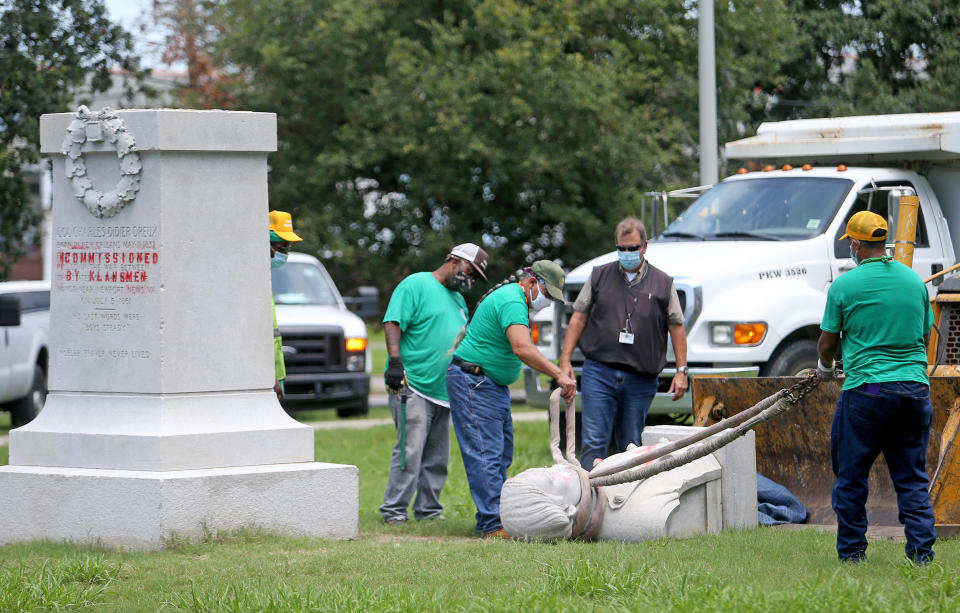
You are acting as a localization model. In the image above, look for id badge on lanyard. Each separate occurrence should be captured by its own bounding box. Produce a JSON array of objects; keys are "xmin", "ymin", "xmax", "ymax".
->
[
  {"xmin": 620, "ymin": 278, "xmax": 642, "ymax": 345},
  {"xmin": 620, "ymin": 312, "xmax": 635, "ymax": 345}
]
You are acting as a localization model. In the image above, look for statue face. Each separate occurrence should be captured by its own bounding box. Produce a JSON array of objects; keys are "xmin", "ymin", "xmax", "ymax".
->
[{"xmin": 523, "ymin": 464, "xmax": 582, "ymax": 508}]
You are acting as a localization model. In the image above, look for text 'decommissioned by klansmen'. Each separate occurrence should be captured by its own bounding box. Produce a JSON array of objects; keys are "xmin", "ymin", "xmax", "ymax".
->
[{"xmin": 53, "ymin": 224, "xmax": 160, "ymax": 364}]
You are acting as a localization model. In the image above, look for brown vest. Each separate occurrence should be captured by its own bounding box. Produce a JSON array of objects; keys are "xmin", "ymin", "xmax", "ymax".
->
[{"xmin": 578, "ymin": 261, "xmax": 672, "ymax": 376}]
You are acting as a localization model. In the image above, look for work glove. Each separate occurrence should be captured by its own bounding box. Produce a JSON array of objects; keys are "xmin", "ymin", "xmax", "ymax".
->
[
  {"xmin": 816, "ymin": 359, "xmax": 835, "ymax": 380},
  {"xmin": 385, "ymin": 356, "xmax": 405, "ymax": 392}
]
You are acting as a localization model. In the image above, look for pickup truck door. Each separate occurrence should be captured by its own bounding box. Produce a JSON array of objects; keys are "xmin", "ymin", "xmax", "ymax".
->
[{"xmin": 0, "ymin": 295, "xmax": 19, "ymax": 398}]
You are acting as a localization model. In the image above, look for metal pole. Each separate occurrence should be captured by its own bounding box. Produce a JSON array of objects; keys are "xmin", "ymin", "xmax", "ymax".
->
[{"xmin": 698, "ymin": 0, "xmax": 719, "ymax": 185}]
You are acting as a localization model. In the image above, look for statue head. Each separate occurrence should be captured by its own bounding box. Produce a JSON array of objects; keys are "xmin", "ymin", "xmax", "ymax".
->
[{"xmin": 500, "ymin": 464, "xmax": 583, "ymax": 539}]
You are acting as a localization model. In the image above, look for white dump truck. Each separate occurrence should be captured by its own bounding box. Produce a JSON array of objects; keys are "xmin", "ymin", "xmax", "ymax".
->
[{"xmin": 526, "ymin": 111, "xmax": 960, "ymax": 415}]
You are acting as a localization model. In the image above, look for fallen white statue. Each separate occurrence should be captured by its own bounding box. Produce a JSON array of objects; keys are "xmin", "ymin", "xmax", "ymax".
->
[
  {"xmin": 501, "ymin": 446, "xmax": 722, "ymax": 541},
  {"xmin": 500, "ymin": 387, "xmax": 797, "ymax": 541}
]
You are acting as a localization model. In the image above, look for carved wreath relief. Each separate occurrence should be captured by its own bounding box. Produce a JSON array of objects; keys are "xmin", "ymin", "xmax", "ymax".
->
[{"xmin": 60, "ymin": 106, "xmax": 142, "ymax": 218}]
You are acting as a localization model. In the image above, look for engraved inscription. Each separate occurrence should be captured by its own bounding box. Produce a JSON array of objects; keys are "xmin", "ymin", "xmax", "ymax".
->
[{"xmin": 54, "ymin": 223, "xmax": 160, "ymax": 363}]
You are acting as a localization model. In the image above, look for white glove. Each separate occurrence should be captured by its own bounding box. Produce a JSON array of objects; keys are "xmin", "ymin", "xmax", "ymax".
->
[{"xmin": 816, "ymin": 359, "xmax": 835, "ymax": 379}]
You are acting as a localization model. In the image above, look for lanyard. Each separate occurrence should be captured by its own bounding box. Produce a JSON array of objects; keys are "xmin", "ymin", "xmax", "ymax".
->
[{"xmin": 621, "ymin": 275, "xmax": 644, "ymax": 333}]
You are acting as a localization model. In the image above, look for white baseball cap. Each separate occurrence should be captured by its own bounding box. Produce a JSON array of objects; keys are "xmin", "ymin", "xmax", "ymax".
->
[{"xmin": 450, "ymin": 243, "xmax": 489, "ymax": 280}]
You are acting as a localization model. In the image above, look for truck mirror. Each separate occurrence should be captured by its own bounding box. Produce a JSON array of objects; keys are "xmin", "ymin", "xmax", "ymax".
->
[
  {"xmin": 0, "ymin": 295, "xmax": 21, "ymax": 327},
  {"xmin": 344, "ymin": 286, "xmax": 379, "ymax": 320}
]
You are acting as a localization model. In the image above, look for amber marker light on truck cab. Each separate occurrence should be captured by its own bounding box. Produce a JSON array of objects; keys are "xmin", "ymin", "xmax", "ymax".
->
[{"xmin": 345, "ymin": 337, "xmax": 367, "ymax": 352}]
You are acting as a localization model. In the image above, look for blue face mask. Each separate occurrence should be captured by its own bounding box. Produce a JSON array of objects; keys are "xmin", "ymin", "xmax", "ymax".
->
[
  {"xmin": 270, "ymin": 251, "xmax": 288, "ymax": 269},
  {"xmin": 618, "ymin": 250, "xmax": 642, "ymax": 271},
  {"xmin": 849, "ymin": 243, "xmax": 859, "ymax": 266}
]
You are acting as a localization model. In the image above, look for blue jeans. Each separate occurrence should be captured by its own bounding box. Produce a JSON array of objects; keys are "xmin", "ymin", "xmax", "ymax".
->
[
  {"xmin": 831, "ymin": 381, "xmax": 936, "ymax": 563},
  {"xmin": 446, "ymin": 365, "xmax": 513, "ymax": 535},
  {"xmin": 579, "ymin": 358, "xmax": 659, "ymax": 470}
]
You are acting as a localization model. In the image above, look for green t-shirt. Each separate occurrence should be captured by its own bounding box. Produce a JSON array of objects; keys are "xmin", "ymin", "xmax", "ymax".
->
[
  {"xmin": 821, "ymin": 258, "xmax": 933, "ymax": 390},
  {"xmin": 456, "ymin": 283, "xmax": 531, "ymax": 386},
  {"xmin": 383, "ymin": 272, "xmax": 468, "ymax": 402}
]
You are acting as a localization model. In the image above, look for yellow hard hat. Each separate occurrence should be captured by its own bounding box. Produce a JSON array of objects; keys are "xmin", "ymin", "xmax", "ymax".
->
[{"xmin": 269, "ymin": 210, "xmax": 302, "ymax": 242}]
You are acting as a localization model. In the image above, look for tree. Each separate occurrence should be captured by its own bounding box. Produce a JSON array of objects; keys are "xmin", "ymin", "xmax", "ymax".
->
[
  {"xmin": 206, "ymin": 0, "xmax": 792, "ymax": 299},
  {"xmin": 0, "ymin": 0, "xmax": 142, "ymax": 279},
  {"xmin": 146, "ymin": 0, "xmax": 232, "ymax": 107},
  {"xmin": 752, "ymin": 1, "xmax": 960, "ymax": 121}
]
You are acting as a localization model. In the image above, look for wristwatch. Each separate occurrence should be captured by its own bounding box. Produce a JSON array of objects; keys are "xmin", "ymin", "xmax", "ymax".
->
[{"xmin": 677, "ymin": 365, "xmax": 689, "ymax": 375}]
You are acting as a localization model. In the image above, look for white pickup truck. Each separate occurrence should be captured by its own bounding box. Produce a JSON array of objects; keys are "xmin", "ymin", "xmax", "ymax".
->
[
  {"xmin": 0, "ymin": 281, "xmax": 50, "ymax": 426},
  {"xmin": 526, "ymin": 111, "xmax": 960, "ymax": 414},
  {"xmin": 272, "ymin": 252, "xmax": 373, "ymax": 417}
]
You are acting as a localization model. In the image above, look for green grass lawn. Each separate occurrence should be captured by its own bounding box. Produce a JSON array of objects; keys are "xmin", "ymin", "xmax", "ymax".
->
[{"xmin": 0, "ymin": 415, "xmax": 957, "ymax": 611}]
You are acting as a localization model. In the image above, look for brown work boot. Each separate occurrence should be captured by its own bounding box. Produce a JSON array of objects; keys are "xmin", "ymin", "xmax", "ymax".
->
[{"xmin": 483, "ymin": 528, "xmax": 510, "ymax": 539}]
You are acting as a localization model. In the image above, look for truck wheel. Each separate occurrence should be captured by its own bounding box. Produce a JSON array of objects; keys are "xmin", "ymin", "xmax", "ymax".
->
[
  {"xmin": 11, "ymin": 364, "xmax": 47, "ymax": 427},
  {"xmin": 337, "ymin": 399, "xmax": 370, "ymax": 418},
  {"xmin": 762, "ymin": 340, "xmax": 819, "ymax": 377}
]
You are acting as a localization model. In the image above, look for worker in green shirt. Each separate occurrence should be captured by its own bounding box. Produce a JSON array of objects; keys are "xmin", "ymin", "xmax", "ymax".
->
[
  {"xmin": 446, "ymin": 260, "xmax": 577, "ymax": 537},
  {"xmin": 380, "ymin": 243, "xmax": 490, "ymax": 525},
  {"xmin": 817, "ymin": 210, "xmax": 935, "ymax": 564}
]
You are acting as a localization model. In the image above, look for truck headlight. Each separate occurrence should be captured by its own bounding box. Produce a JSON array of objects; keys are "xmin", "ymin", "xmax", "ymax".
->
[
  {"xmin": 346, "ymin": 354, "xmax": 365, "ymax": 372},
  {"xmin": 710, "ymin": 322, "xmax": 767, "ymax": 346},
  {"xmin": 345, "ymin": 337, "xmax": 367, "ymax": 371}
]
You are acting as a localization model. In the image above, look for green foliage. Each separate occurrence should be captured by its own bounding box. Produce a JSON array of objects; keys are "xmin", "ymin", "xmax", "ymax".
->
[
  {"xmin": 757, "ymin": 1, "xmax": 960, "ymax": 121},
  {"xmin": 0, "ymin": 555, "xmax": 121, "ymax": 610},
  {"xmin": 208, "ymin": 0, "xmax": 793, "ymax": 298},
  {"xmin": 174, "ymin": 580, "xmax": 442, "ymax": 613},
  {"xmin": 0, "ymin": 0, "xmax": 143, "ymax": 279}
]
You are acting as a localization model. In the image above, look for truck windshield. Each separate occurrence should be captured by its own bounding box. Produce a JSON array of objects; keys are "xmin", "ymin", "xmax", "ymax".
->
[
  {"xmin": 661, "ymin": 177, "xmax": 853, "ymax": 241},
  {"xmin": 271, "ymin": 262, "xmax": 340, "ymax": 306}
]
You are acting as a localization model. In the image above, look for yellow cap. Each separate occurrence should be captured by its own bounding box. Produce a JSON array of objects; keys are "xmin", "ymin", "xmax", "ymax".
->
[
  {"xmin": 839, "ymin": 211, "xmax": 887, "ymax": 242},
  {"xmin": 269, "ymin": 210, "xmax": 302, "ymax": 242}
]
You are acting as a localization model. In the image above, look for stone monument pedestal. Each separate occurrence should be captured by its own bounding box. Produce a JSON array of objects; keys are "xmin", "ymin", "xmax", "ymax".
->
[{"xmin": 0, "ymin": 109, "xmax": 358, "ymax": 549}]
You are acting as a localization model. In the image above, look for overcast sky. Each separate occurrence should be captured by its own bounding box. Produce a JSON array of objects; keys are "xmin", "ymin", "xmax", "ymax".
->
[{"xmin": 102, "ymin": 0, "xmax": 170, "ymax": 69}]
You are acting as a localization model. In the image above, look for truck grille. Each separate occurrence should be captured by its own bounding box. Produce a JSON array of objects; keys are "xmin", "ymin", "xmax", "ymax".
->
[{"xmin": 279, "ymin": 326, "xmax": 344, "ymax": 373}]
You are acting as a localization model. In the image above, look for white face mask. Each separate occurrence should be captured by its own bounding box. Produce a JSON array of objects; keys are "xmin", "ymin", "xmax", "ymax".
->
[{"xmin": 529, "ymin": 283, "xmax": 553, "ymax": 314}]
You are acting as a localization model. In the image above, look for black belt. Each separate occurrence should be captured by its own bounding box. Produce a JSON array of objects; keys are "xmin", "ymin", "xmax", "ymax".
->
[{"xmin": 452, "ymin": 356, "xmax": 485, "ymax": 376}]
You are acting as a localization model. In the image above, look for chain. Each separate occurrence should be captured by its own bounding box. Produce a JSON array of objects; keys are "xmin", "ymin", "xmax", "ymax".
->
[{"xmin": 784, "ymin": 371, "xmax": 822, "ymax": 404}]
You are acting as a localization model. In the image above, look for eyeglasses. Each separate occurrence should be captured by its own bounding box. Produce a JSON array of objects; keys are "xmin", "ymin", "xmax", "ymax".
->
[
  {"xmin": 532, "ymin": 275, "xmax": 549, "ymax": 294},
  {"xmin": 616, "ymin": 244, "xmax": 644, "ymax": 252}
]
